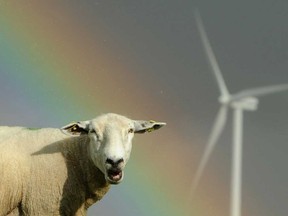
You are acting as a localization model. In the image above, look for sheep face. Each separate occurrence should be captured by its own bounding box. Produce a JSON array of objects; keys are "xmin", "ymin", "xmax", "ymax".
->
[
  {"xmin": 61, "ymin": 113, "xmax": 166, "ymax": 184},
  {"xmin": 87, "ymin": 115, "xmax": 135, "ymax": 184}
]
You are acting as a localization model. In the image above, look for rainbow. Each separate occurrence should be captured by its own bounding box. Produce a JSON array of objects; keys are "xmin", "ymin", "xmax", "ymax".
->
[{"xmin": 0, "ymin": 1, "xmax": 257, "ymax": 215}]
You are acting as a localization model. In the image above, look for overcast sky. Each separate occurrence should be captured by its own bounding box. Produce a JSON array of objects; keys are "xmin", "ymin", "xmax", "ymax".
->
[{"xmin": 1, "ymin": 0, "xmax": 288, "ymax": 216}]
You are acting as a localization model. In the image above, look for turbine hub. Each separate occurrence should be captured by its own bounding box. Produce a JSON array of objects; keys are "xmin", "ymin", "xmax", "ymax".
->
[{"xmin": 218, "ymin": 95, "xmax": 231, "ymax": 104}]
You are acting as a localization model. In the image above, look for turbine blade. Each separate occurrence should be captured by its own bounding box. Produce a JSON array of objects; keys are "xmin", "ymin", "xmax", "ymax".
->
[
  {"xmin": 232, "ymin": 84, "xmax": 288, "ymax": 100},
  {"xmin": 190, "ymin": 105, "xmax": 228, "ymax": 195},
  {"xmin": 195, "ymin": 10, "xmax": 230, "ymax": 98}
]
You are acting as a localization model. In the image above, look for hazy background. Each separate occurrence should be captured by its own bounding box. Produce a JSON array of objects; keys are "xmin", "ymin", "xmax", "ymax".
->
[{"xmin": 1, "ymin": 0, "xmax": 288, "ymax": 215}]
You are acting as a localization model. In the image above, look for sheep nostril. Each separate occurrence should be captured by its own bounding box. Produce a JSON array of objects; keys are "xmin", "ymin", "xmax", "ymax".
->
[
  {"xmin": 116, "ymin": 158, "xmax": 124, "ymax": 164},
  {"xmin": 106, "ymin": 158, "xmax": 124, "ymax": 167},
  {"xmin": 106, "ymin": 158, "xmax": 114, "ymax": 165}
]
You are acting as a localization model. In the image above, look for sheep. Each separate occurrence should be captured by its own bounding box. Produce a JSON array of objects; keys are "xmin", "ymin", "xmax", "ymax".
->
[{"xmin": 0, "ymin": 113, "xmax": 166, "ymax": 216}]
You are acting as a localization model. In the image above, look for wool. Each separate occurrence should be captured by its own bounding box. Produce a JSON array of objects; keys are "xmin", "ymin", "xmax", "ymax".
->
[{"xmin": 0, "ymin": 113, "xmax": 165, "ymax": 216}]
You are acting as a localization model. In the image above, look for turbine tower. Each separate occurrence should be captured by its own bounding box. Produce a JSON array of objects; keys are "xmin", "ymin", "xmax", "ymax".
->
[{"xmin": 191, "ymin": 10, "xmax": 288, "ymax": 216}]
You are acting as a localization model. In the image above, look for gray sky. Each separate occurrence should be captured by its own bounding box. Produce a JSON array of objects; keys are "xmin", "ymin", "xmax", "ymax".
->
[{"xmin": 1, "ymin": 0, "xmax": 288, "ymax": 215}]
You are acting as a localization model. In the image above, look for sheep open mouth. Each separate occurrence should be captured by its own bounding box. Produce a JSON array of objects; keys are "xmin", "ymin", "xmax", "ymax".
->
[{"xmin": 107, "ymin": 169, "xmax": 123, "ymax": 183}]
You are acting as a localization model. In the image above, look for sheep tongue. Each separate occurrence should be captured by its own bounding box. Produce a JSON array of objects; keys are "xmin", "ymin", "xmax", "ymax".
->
[
  {"xmin": 112, "ymin": 173, "xmax": 121, "ymax": 181},
  {"xmin": 108, "ymin": 170, "xmax": 122, "ymax": 181}
]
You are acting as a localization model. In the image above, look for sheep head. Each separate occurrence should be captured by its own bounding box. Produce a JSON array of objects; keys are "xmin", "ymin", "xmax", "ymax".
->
[{"xmin": 61, "ymin": 113, "xmax": 166, "ymax": 184}]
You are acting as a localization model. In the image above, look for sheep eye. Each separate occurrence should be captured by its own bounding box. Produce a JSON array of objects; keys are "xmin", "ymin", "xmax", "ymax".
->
[
  {"xmin": 128, "ymin": 128, "xmax": 134, "ymax": 133},
  {"xmin": 89, "ymin": 129, "xmax": 96, "ymax": 134}
]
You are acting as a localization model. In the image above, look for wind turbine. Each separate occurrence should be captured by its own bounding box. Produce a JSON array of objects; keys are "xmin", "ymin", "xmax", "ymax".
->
[{"xmin": 191, "ymin": 10, "xmax": 288, "ymax": 216}]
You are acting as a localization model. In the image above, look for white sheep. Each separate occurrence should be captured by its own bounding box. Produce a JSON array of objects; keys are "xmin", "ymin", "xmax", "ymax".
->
[{"xmin": 0, "ymin": 113, "xmax": 166, "ymax": 216}]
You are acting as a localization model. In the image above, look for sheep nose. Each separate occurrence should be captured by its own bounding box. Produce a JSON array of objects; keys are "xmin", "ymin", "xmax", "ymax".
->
[{"xmin": 106, "ymin": 158, "xmax": 124, "ymax": 167}]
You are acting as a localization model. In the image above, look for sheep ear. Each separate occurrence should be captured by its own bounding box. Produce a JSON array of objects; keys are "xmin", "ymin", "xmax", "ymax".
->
[
  {"xmin": 61, "ymin": 121, "xmax": 90, "ymax": 136},
  {"xmin": 134, "ymin": 120, "xmax": 166, "ymax": 134}
]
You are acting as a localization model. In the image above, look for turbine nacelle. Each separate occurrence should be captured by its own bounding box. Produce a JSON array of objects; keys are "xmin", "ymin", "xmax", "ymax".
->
[
  {"xmin": 219, "ymin": 95, "xmax": 259, "ymax": 111},
  {"xmin": 231, "ymin": 97, "xmax": 259, "ymax": 111}
]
